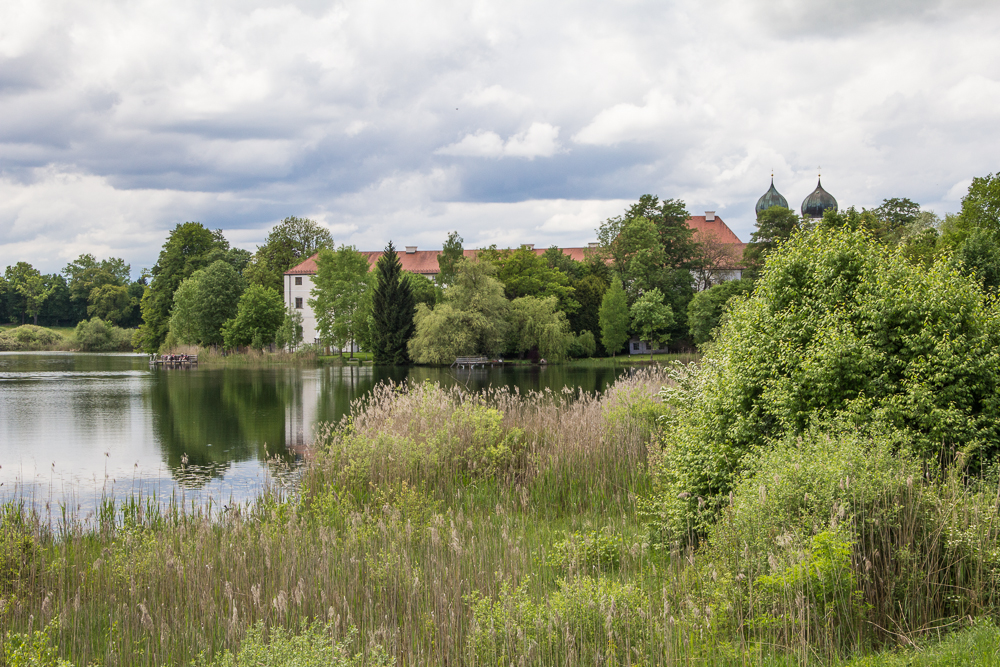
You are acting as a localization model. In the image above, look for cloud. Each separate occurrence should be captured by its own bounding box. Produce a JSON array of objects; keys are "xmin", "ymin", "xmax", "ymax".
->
[
  {"xmin": 1, "ymin": 0, "xmax": 1000, "ymax": 267},
  {"xmin": 437, "ymin": 123, "xmax": 561, "ymax": 159}
]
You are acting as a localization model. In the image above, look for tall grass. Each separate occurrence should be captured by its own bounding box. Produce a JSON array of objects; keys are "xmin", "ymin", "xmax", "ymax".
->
[{"xmin": 2, "ymin": 368, "xmax": 999, "ymax": 666}]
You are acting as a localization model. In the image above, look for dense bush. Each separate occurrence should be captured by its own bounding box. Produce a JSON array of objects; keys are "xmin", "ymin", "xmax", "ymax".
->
[
  {"xmin": 309, "ymin": 382, "xmax": 530, "ymax": 498},
  {"xmin": 0, "ymin": 325, "xmax": 64, "ymax": 351},
  {"xmin": 647, "ymin": 226, "xmax": 1000, "ymax": 540},
  {"xmin": 194, "ymin": 623, "xmax": 389, "ymax": 667},
  {"xmin": 567, "ymin": 329, "xmax": 596, "ymax": 358},
  {"xmin": 468, "ymin": 575, "xmax": 648, "ymax": 665},
  {"xmin": 685, "ymin": 277, "xmax": 752, "ymax": 346},
  {"xmin": 221, "ymin": 285, "xmax": 285, "ymax": 350},
  {"xmin": 703, "ymin": 430, "xmax": 1000, "ymax": 652},
  {"xmin": 73, "ymin": 318, "xmax": 135, "ymax": 351}
]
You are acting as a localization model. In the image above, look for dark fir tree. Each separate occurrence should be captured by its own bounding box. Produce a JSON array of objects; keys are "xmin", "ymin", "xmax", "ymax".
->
[{"xmin": 371, "ymin": 241, "xmax": 415, "ymax": 365}]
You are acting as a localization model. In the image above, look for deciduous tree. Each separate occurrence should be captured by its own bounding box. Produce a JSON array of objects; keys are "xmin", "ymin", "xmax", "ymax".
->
[
  {"xmin": 742, "ymin": 207, "xmax": 801, "ymax": 280},
  {"xmin": 598, "ymin": 278, "xmax": 629, "ymax": 357},
  {"xmin": 508, "ymin": 295, "xmax": 573, "ymax": 361},
  {"xmin": 436, "ymin": 231, "xmax": 464, "ymax": 287},
  {"xmin": 167, "ymin": 260, "xmax": 244, "ymax": 346},
  {"xmin": 309, "ymin": 246, "xmax": 370, "ymax": 357},
  {"xmin": 221, "ymin": 285, "xmax": 286, "ymax": 350},
  {"xmin": 87, "ymin": 284, "xmax": 134, "ymax": 325},
  {"xmin": 244, "ymin": 217, "xmax": 333, "ymax": 296},
  {"xmin": 408, "ymin": 258, "xmax": 510, "ymax": 363},
  {"xmin": 138, "ymin": 222, "xmax": 228, "ymax": 353},
  {"xmin": 686, "ymin": 278, "xmax": 753, "ymax": 347},
  {"xmin": 629, "ymin": 288, "xmax": 674, "ymax": 356}
]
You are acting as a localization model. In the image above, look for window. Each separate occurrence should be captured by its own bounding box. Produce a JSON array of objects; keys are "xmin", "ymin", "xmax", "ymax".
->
[
  {"xmin": 295, "ymin": 277, "xmax": 302, "ymax": 285},
  {"xmin": 295, "ymin": 298, "xmax": 303, "ymax": 309},
  {"xmin": 632, "ymin": 342, "xmax": 639, "ymax": 351}
]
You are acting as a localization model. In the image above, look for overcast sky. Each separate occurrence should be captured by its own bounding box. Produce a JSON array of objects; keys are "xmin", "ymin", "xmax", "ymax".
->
[{"xmin": 2, "ymin": 0, "xmax": 999, "ymax": 275}]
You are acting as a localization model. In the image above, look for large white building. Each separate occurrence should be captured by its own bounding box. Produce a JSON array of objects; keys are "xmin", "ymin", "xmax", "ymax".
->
[{"xmin": 283, "ymin": 213, "xmax": 747, "ymax": 347}]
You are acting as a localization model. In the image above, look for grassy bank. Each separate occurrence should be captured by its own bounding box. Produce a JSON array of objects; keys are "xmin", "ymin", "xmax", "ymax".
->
[
  {"xmin": 0, "ymin": 323, "xmax": 75, "ymax": 351},
  {"xmin": 164, "ymin": 344, "xmax": 322, "ymax": 366},
  {"xmin": 0, "ymin": 321, "xmax": 135, "ymax": 353},
  {"xmin": 3, "ymin": 368, "xmax": 998, "ymax": 666},
  {"xmin": 567, "ymin": 351, "xmax": 701, "ymax": 367}
]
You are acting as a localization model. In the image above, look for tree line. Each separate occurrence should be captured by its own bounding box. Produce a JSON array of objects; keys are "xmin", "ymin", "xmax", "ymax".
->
[{"xmin": 6, "ymin": 174, "xmax": 996, "ymax": 362}]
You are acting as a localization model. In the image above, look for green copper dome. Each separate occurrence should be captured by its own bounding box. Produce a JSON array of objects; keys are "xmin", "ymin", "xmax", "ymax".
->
[
  {"xmin": 801, "ymin": 178, "xmax": 838, "ymax": 219},
  {"xmin": 755, "ymin": 177, "xmax": 789, "ymax": 219}
]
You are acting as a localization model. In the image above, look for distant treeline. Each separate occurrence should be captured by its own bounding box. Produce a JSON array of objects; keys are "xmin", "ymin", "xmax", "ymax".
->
[{"xmin": 4, "ymin": 173, "xmax": 999, "ymax": 360}]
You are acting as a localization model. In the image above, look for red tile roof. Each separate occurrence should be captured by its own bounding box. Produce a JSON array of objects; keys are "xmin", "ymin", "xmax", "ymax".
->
[{"xmin": 285, "ymin": 216, "xmax": 745, "ymax": 275}]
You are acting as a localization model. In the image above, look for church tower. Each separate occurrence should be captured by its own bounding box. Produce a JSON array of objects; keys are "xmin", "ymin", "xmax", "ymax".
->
[
  {"xmin": 755, "ymin": 176, "xmax": 789, "ymax": 220},
  {"xmin": 800, "ymin": 176, "xmax": 838, "ymax": 219}
]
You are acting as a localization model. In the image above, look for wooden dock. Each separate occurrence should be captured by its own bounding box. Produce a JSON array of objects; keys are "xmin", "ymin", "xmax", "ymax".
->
[
  {"xmin": 451, "ymin": 356, "xmax": 500, "ymax": 369},
  {"xmin": 150, "ymin": 354, "xmax": 198, "ymax": 367}
]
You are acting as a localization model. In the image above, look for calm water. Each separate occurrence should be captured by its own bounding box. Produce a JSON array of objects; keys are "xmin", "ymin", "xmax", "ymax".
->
[{"xmin": 0, "ymin": 353, "xmax": 628, "ymax": 511}]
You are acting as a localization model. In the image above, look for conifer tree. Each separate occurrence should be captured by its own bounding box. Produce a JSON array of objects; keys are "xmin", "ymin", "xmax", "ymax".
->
[{"xmin": 371, "ymin": 241, "xmax": 415, "ymax": 365}]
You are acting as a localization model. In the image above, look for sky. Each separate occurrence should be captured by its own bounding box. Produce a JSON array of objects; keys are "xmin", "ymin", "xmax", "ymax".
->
[{"xmin": 2, "ymin": 0, "xmax": 1000, "ymax": 275}]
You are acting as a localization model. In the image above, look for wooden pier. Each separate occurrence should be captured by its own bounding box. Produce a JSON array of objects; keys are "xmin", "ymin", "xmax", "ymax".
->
[{"xmin": 150, "ymin": 354, "xmax": 198, "ymax": 367}]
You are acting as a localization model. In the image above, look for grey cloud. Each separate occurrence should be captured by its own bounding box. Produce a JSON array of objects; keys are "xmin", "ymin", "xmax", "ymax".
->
[
  {"xmin": 744, "ymin": 0, "xmax": 1000, "ymax": 37},
  {"xmin": 2, "ymin": 0, "xmax": 1000, "ymax": 273}
]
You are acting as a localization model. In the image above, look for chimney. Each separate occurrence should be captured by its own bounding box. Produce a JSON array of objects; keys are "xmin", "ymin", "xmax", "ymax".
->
[
  {"xmin": 522, "ymin": 243, "xmax": 535, "ymax": 250},
  {"xmin": 405, "ymin": 245, "xmax": 417, "ymax": 254},
  {"xmin": 588, "ymin": 242, "xmax": 599, "ymax": 249},
  {"xmin": 705, "ymin": 211, "xmax": 716, "ymax": 221}
]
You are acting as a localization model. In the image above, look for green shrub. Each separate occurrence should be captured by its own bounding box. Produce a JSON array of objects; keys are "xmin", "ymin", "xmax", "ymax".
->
[
  {"xmin": 567, "ymin": 330, "xmax": 597, "ymax": 358},
  {"xmin": 702, "ymin": 430, "xmax": 1000, "ymax": 652},
  {"xmin": 1, "ymin": 505, "xmax": 40, "ymax": 601},
  {"xmin": 468, "ymin": 575, "xmax": 648, "ymax": 666},
  {"xmin": 74, "ymin": 318, "xmax": 134, "ymax": 351},
  {"xmin": 685, "ymin": 277, "xmax": 753, "ymax": 347},
  {"xmin": 0, "ymin": 325, "xmax": 63, "ymax": 351},
  {"xmin": 2, "ymin": 621, "xmax": 73, "ymax": 667},
  {"xmin": 194, "ymin": 623, "xmax": 390, "ymax": 667},
  {"xmin": 847, "ymin": 618, "xmax": 1000, "ymax": 666},
  {"xmin": 547, "ymin": 528, "xmax": 623, "ymax": 573},
  {"xmin": 648, "ymin": 226, "xmax": 1000, "ymax": 540},
  {"xmin": 310, "ymin": 382, "xmax": 528, "ymax": 500}
]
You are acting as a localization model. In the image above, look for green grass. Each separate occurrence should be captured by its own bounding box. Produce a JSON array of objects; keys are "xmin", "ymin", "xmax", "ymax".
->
[
  {"xmin": 844, "ymin": 621, "xmax": 1000, "ymax": 666},
  {"xmin": 2, "ymin": 368, "xmax": 998, "ymax": 666},
  {"xmin": 567, "ymin": 351, "xmax": 701, "ymax": 366},
  {"xmin": 0, "ymin": 323, "xmax": 76, "ymax": 338}
]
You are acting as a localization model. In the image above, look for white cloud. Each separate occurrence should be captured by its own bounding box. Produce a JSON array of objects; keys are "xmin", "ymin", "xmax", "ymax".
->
[
  {"xmin": 437, "ymin": 123, "xmax": 560, "ymax": 159},
  {"xmin": 573, "ymin": 92, "xmax": 707, "ymax": 146},
  {"xmin": 945, "ymin": 178, "xmax": 974, "ymax": 202},
  {"xmin": 2, "ymin": 0, "xmax": 1000, "ymax": 265}
]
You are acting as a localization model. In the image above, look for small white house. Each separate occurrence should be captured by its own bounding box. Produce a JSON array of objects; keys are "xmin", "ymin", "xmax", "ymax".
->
[{"xmin": 627, "ymin": 337, "xmax": 669, "ymax": 356}]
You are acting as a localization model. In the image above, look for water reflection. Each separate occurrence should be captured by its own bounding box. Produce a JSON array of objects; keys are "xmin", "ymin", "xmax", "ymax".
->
[
  {"xmin": 146, "ymin": 368, "xmax": 296, "ymax": 485},
  {"xmin": 0, "ymin": 353, "xmax": 630, "ymax": 507}
]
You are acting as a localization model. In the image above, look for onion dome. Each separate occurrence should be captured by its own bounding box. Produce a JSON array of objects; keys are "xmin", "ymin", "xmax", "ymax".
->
[
  {"xmin": 755, "ymin": 177, "xmax": 789, "ymax": 219},
  {"xmin": 801, "ymin": 177, "xmax": 838, "ymax": 219}
]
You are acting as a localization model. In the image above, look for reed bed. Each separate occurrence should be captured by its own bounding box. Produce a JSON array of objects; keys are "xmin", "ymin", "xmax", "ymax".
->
[{"xmin": 2, "ymin": 367, "xmax": 1000, "ymax": 666}]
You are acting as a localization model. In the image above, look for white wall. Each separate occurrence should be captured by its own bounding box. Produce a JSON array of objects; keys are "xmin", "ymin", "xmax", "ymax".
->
[{"xmin": 284, "ymin": 273, "xmax": 320, "ymax": 346}]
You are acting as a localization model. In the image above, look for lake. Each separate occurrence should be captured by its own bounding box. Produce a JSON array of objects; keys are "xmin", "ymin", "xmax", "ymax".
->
[{"xmin": 0, "ymin": 352, "xmax": 630, "ymax": 513}]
